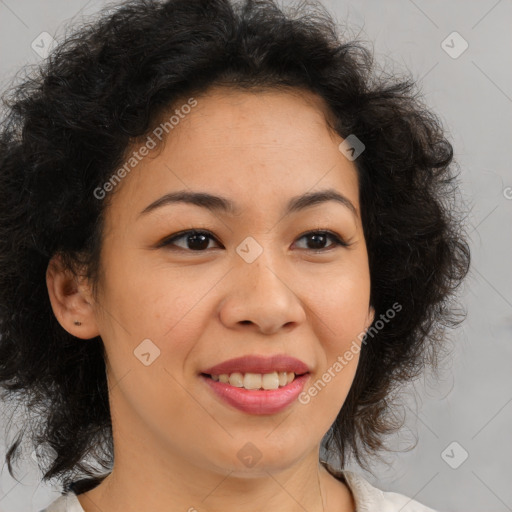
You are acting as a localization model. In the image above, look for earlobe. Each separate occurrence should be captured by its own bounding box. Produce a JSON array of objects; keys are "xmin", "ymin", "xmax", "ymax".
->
[{"xmin": 46, "ymin": 254, "xmax": 100, "ymax": 339}]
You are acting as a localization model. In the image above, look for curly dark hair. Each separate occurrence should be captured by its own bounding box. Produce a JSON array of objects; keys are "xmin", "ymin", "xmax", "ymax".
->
[{"xmin": 0, "ymin": 0, "xmax": 470, "ymax": 493}]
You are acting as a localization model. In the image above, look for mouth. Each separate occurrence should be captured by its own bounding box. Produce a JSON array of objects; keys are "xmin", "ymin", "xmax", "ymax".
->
[
  {"xmin": 200, "ymin": 371, "xmax": 308, "ymax": 391},
  {"xmin": 200, "ymin": 371, "xmax": 311, "ymax": 415},
  {"xmin": 199, "ymin": 354, "xmax": 311, "ymax": 414}
]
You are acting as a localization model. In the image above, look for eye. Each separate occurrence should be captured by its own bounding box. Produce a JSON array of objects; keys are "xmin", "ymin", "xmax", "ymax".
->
[
  {"xmin": 293, "ymin": 230, "xmax": 350, "ymax": 251},
  {"xmin": 159, "ymin": 229, "xmax": 351, "ymax": 252},
  {"xmin": 159, "ymin": 230, "xmax": 222, "ymax": 251}
]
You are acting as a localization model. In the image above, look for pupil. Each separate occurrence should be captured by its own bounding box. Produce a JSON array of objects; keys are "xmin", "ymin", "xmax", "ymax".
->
[
  {"xmin": 309, "ymin": 234, "xmax": 326, "ymax": 249},
  {"xmin": 189, "ymin": 233, "xmax": 209, "ymax": 250}
]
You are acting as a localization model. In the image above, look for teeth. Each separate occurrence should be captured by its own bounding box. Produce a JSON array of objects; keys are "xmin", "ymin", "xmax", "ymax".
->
[
  {"xmin": 261, "ymin": 372, "xmax": 279, "ymax": 390},
  {"xmin": 243, "ymin": 372, "xmax": 261, "ymax": 389},
  {"xmin": 229, "ymin": 372, "xmax": 244, "ymax": 388},
  {"xmin": 210, "ymin": 371, "xmax": 297, "ymax": 390}
]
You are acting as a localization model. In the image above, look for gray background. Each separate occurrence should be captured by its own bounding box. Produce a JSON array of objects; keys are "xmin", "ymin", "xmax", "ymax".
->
[{"xmin": 0, "ymin": 1, "xmax": 511, "ymax": 511}]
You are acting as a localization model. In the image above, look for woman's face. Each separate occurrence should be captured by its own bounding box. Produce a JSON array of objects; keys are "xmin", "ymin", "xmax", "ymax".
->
[{"xmin": 68, "ymin": 87, "xmax": 374, "ymax": 476}]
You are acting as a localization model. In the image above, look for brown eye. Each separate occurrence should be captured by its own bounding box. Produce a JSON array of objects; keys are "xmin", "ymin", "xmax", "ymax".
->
[
  {"xmin": 159, "ymin": 229, "xmax": 349, "ymax": 253},
  {"xmin": 160, "ymin": 230, "xmax": 221, "ymax": 251},
  {"xmin": 294, "ymin": 230, "xmax": 349, "ymax": 251}
]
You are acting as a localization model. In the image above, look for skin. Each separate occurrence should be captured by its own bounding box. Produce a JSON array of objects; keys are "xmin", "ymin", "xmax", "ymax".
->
[{"xmin": 46, "ymin": 86, "xmax": 375, "ymax": 512}]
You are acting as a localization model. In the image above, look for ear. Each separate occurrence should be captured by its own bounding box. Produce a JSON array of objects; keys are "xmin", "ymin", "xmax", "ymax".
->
[{"xmin": 46, "ymin": 253, "xmax": 100, "ymax": 339}]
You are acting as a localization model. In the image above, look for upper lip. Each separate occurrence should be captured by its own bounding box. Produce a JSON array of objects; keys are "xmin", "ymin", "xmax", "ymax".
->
[{"xmin": 201, "ymin": 354, "xmax": 310, "ymax": 376}]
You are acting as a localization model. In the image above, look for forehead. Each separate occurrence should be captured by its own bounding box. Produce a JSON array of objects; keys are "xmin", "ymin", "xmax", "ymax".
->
[
  {"xmin": 106, "ymin": 86, "xmax": 360, "ymax": 223},
  {"xmin": 171, "ymin": 86, "xmax": 339, "ymax": 146}
]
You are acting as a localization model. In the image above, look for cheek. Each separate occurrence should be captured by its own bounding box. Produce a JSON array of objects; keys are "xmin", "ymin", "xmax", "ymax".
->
[
  {"xmin": 310, "ymin": 265, "xmax": 371, "ymax": 344},
  {"xmin": 99, "ymin": 279, "xmax": 205, "ymax": 429},
  {"xmin": 296, "ymin": 337, "xmax": 361, "ymax": 437},
  {"xmin": 97, "ymin": 247, "xmax": 191, "ymax": 336},
  {"xmin": 302, "ymin": 262, "xmax": 370, "ymax": 409}
]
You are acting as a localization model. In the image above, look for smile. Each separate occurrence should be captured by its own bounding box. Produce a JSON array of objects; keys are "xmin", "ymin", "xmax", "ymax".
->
[
  {"xmin": 200, "ymin": 372, "xmax": 310, "ymax": 415},
  {"xmin": 206, "ymin": 371, "xmax": 298, "ymax": 390}
]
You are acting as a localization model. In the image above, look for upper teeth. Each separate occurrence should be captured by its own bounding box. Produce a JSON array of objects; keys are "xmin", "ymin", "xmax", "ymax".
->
[{"xmin": 211, "ymin": 371, "xmax": 296, "ymax": 390}]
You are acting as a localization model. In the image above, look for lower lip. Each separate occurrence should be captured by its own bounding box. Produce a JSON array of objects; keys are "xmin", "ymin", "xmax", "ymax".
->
[{"xmin": 201, "ymin": 373, "xmax": 310, "ymax": 415}]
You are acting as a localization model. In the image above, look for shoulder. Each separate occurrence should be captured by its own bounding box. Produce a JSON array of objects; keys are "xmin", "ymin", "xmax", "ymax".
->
[
  {"xmin": 39, "ymin": 492, "xmax": 84, "ymax": 512},
  {"xmin": 341, "ymin": 470, "xmax": 439, "ymax": 512}
]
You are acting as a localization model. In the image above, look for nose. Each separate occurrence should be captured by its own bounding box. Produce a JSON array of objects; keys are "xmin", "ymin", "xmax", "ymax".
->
[{"xmin": 218, "ymin": 253, "xmax": 306, "ymax": 335}]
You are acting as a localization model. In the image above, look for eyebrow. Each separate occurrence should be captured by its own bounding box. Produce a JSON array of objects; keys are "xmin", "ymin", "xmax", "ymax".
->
[{"xmin": 138, "ymin": 188, "xmax": 358, "ymax": 219}]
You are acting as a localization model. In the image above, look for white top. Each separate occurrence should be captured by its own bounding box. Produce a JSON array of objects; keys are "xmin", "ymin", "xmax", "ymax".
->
[{"xmin": 39, "ymin": 470, "xmax": 438, "ymax": 512}]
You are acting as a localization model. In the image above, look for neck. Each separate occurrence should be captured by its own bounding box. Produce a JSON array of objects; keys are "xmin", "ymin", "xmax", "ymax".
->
[{"xmin": 76, "ymin": 450, "xmax": 354, "ymax": 512}]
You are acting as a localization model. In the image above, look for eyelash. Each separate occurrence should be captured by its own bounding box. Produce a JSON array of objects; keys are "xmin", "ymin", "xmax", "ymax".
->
[{"xmin": 158, "ymin": 229, "xmax": 351, "ymax": 253}]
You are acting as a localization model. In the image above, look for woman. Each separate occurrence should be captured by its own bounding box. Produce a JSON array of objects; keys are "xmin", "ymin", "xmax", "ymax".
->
[{"xmin": 0, "ymin": 0, "xmax": 470, "ymax": 511}]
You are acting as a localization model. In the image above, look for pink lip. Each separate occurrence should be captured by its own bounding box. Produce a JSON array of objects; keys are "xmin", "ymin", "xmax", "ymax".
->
[
  {"xmin": 201, "ymin": 354, "xmax": 310, "ymax": 375},
  {"xmin": 201, "ymin": 373, "xmax": 310, "ymax": 415}
]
